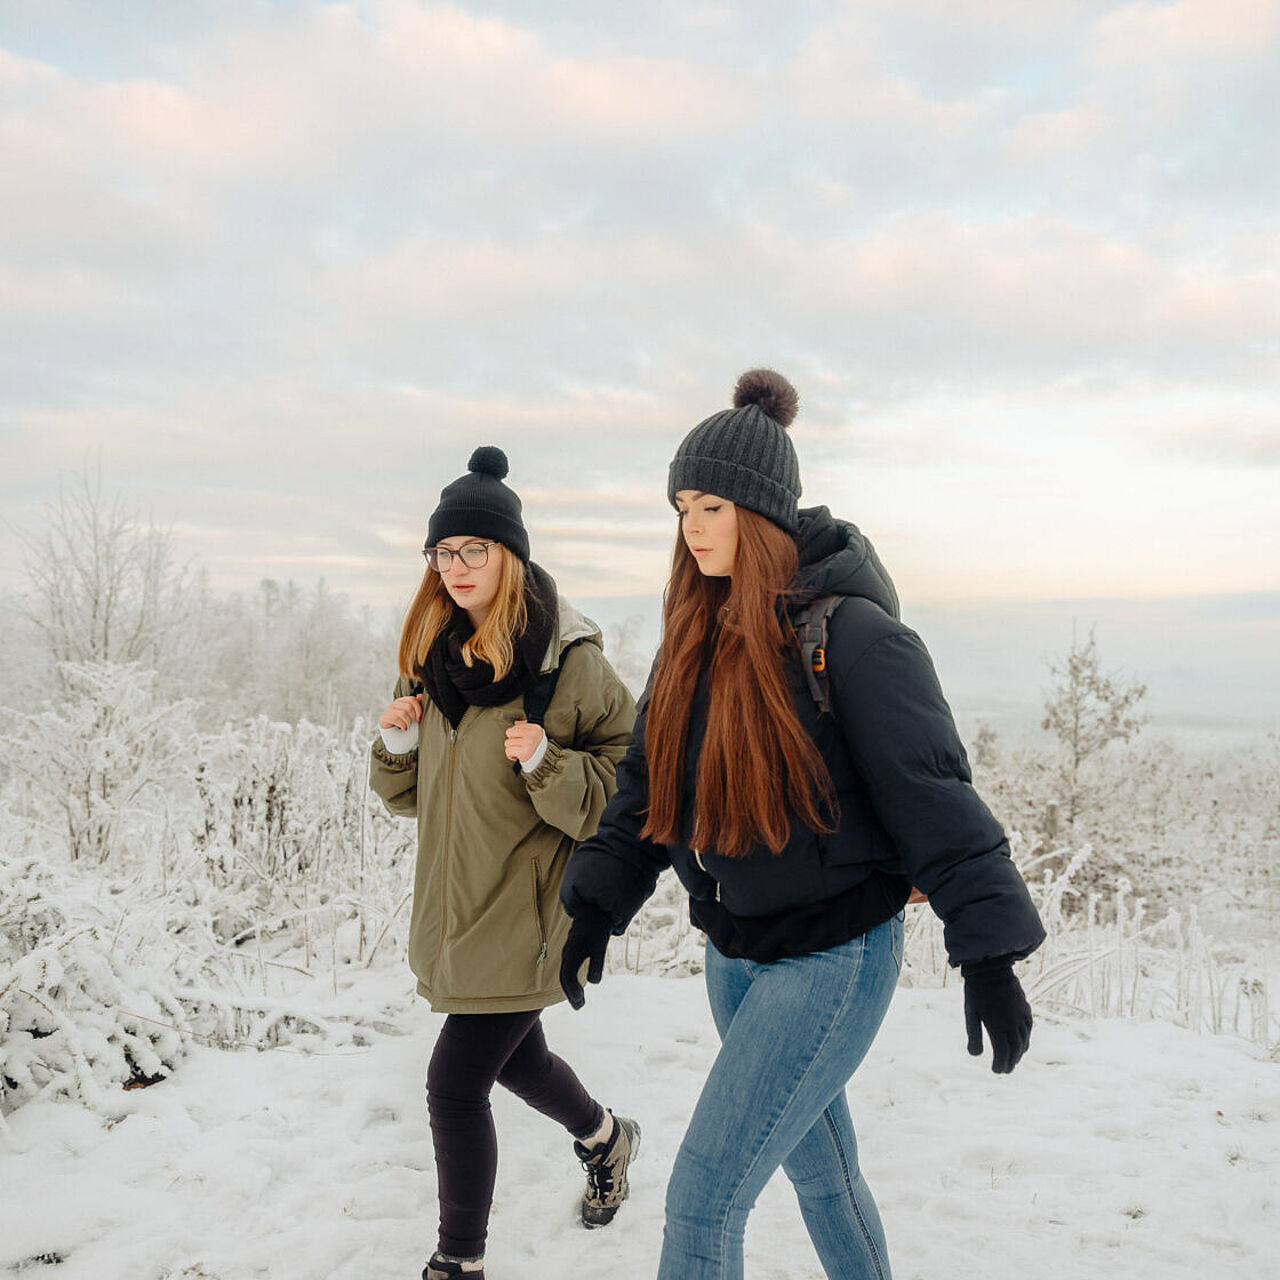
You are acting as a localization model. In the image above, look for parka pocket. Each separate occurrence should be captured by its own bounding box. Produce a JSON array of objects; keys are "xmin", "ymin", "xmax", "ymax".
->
[{"xmin": 530, "ymin": 857, "xmax": 548, "ymax": 968}]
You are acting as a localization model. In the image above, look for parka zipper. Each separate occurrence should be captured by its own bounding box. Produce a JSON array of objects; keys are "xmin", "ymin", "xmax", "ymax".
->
[{"xmin": 438, "ymin": 722, "xmax": 460, "ymax": 960}]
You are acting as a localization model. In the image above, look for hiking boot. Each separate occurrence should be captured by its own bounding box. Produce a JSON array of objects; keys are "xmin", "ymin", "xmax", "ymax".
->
[
  {"xmin": 423, "ymin": 1254, "xmax": 484, "ymax": 1279},
  {"xmin": 575, "ymin": 1112, "xmax": 641, "ymax": 1228}
]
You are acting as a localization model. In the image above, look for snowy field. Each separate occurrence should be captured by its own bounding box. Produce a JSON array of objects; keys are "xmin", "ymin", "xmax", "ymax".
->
[{"xmin": 2, "ymin": 966, "xmax": 1276, "ymax": 1280}]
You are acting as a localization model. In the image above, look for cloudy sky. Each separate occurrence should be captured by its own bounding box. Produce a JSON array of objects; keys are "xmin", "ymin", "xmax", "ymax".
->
[{"xmin": 1, "ymin": 1, "xmax": 1277, "ymax": 721}]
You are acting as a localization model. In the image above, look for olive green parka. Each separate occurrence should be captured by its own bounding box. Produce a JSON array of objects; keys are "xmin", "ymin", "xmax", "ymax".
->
[{"xmin": 369, "ymin": 599, "xmax": 636, "ymax": 1014}]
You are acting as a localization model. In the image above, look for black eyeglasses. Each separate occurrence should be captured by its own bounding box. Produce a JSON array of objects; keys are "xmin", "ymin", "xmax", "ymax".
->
[{"xmin": 423, "ymin": 540, "xmax": 498, "ymax": 573}]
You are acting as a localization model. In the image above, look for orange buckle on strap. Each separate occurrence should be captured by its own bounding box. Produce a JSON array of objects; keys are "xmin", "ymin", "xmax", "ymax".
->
[{"xmin": 811, "ymin": 646, "xmax": 826, "ymax": 674}]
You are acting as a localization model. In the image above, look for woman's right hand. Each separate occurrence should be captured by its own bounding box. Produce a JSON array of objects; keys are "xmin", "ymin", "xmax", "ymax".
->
[{"xmin": 379, "ymin": 694, "xmax": 423, "ymax": 730}]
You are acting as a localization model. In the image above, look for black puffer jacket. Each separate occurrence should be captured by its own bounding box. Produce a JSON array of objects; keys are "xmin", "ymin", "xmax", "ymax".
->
[{"xmin": 560, "ymin": 507, "xmax": 1045, "ymax": 968}]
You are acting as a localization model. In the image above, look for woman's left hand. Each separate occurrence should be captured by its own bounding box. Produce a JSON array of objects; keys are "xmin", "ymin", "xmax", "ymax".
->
[
  {"xmin": 963, "ymin": 961, "xmax": 1033, "ymax": 1074},
  {"xmin": 504, "ymin": 719, "xmax": 546, "ymax": 763}
]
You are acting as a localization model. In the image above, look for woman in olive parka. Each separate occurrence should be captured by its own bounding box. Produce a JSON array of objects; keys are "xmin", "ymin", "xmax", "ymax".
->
[{"xmin": 369, "ymin": 447, "xmax": 639, "ymax": 1280}]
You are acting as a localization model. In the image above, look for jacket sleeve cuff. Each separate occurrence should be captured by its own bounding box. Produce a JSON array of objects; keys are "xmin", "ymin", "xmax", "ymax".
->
[
  {"xmin": 372, "ymin": 735, "xmax": 418, "ymax": 768},
  {"xmin": 520, "ymin": 736, "xmax": 564, "ymax": 786},
  {"xmin": 960, "ymin": 955, "xmax": 1017, "ymax": 978}
]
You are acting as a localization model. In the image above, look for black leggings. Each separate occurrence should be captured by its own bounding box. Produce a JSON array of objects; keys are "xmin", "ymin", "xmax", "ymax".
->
[{"xmin": 426, "ymin": 1010, "xmax": 604, "ymax": 1258}]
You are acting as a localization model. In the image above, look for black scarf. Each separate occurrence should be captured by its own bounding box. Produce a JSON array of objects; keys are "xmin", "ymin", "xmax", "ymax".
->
[{"xmin": 418, "ymin": 561, "xmax": 559, "ymax": 729}]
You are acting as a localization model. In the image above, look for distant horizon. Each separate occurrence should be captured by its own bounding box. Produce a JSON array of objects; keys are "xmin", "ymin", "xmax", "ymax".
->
[
  {"xmin": 567, "ymin": 588, "xmax": 1280, "ymax": 733},
  {"xmin": 4, "ymin": 479, "xmax": 1274, "ymax": 729}
]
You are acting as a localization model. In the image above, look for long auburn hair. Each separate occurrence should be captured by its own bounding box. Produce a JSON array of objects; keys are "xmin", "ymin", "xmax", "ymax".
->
[
  {"xmin": 397, "ymin": 547, "xmax": 528, "ymax": 680},
  {"xmin": 640, "ymin": 507, "xmax": 836, "ymax": 857}
]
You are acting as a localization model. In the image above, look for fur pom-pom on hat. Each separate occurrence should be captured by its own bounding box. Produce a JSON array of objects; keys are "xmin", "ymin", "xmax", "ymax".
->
[
  {"xmin": 468, "ymin": 445, "xmax": 509, "ymax": 480},
  {"xmin": 667, "ymin": 368, "xmax": 804, "ymax": 532},
  {"xmin": 732, "ymin": 368, "xmax": 798, "ymax": 429}
]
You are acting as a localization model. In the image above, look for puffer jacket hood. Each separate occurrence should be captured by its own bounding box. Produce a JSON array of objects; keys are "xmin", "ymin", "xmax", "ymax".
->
[{"xmin": 791, "ymin": 505, "xmax": 900, "ymax": 620}]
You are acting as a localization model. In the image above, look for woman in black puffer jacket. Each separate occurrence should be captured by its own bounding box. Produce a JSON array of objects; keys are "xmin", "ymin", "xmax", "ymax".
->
[{"xmin": 559, "ymin": 369, "xmax": 1045, "ymax": 1280}]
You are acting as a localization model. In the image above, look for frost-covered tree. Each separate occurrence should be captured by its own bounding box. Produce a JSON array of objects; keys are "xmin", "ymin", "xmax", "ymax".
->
[
  {"xmin": 0, "ymin": 593, "xmax": 47, "ymax": 717},
  {"xmin": 1041, "ymin": 625, "xmax": 1147, "ymax": 829},
  {"xmin": 603, "ymin": 614, "xmax": 655, "ymax": 697},
  {"xmin": 9, "ymin": 466, "xmax": 396, "ymax": 732},
  {"xmin": 971, "ymin": 719, "xmax": 1000, "ymax": 770},
  {"xmin": 204, "ymin": 578, "xmax": 397, "ymax": 730},
  {"xmin": 17, "ymin": 465, "xmax": 200, "ymax": 695}
]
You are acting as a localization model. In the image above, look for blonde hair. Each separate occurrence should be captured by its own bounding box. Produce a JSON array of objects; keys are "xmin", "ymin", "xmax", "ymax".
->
[{"xmin": 397, "ymin": 547, "xmax": 529, "ymax": 680}]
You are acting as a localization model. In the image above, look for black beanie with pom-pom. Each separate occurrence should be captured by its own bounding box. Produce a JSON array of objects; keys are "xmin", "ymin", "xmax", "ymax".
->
[
  {"xmin": 427, "ymin": 446, "xmax": 530, "ymax": 562},
  {"xmin": 667, "ymin": 368, "xmax": 803, "ymax": 533}
]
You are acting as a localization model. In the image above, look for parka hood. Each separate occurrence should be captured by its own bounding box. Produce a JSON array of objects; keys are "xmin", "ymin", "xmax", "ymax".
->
[
  {"xmin": 792, "ymin": 505, "xmax": 900, "ymax": 621},
  {"xmin": 540, "ymin": 597, "xmax": 604, "ymax": 673}
]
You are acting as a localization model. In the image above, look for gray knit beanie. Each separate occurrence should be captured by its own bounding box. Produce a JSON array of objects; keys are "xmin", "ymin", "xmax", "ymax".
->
[
  {"xmin": 427, "ymin": 446, "xmax": 530, "ymax": 562},
  {"xmin": 667, "ymin": 369, "xmax": 802, "ymax": 533}
]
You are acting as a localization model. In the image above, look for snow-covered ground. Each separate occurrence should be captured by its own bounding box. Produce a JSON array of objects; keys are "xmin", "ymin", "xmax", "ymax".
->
[{"xmin": 2, "ymin": 966, "xmax": 1277, "ymax": 1280}]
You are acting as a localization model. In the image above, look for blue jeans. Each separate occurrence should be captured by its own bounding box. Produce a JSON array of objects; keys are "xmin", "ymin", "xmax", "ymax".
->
[{"xmin": 658, "ymin": 914, "xmax": 904, "ymax": 1280}]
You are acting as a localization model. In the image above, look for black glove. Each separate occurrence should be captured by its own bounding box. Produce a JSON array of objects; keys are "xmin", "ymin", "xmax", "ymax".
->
[
  {"xmin": 559, "ymin": 906, "xmax": 613, "ymax": 1010},
  {"xmin": 962, "ymin": 958, "xmax": 1033, "ymax": 1074}
]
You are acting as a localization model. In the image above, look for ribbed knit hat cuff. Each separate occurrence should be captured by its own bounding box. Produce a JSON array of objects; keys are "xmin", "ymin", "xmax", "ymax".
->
[
  {"xmin": 668, "ymin": 454, "xmax": 800, "ymax": 532},
  {"xmin": 427, "ymin": 507, "xmax": 530, "ymax": 562}
]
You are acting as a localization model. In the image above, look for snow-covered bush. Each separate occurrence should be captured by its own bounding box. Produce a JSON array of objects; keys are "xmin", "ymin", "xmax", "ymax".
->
[
  {"xmin": 609, "ymin": 869, "xmax": 704, "ymax": 978},
  {"xmin": 196, "ymin": 717, "xmax": 368, "ymax": 887},
  {"xmin": 898, "ymin": 836, "xmax": 1278, "ymax": 1052},
  {"xmin": 0, "ymin": 792, "xmax": 414, "ymax": 1123},
  {"xmin": 972, "ymin": 729, "xmax": 1280, "ymax": 930},
  {"xmin": 0, "ymin": 850, "xmax": 186, "ymax": 1119},
  {"xmin": 190, "ymin": 717, "xmax": 417, "ymax": 966},
  {"xmin": 0, "ymin": 661, "xmax": 198, "ymax": 864}
]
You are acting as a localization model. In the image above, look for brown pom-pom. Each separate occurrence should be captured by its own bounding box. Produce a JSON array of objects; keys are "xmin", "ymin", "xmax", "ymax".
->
[{"xmin": 732, "ymin": 368, "xmax": 798, "ymax": 428}]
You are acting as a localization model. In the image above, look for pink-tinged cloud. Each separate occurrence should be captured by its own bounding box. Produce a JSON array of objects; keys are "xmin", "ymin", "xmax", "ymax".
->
[
  {"xmin": 1093, "ymin": 0, "xmax": 1280, "ymax": 62},
  {"xmin": 2, "ymin": 2, "xmax": 755, "ymax": 223},
  {"xmin": 1002, "ymin": 106, "xmax": 1107, "ymax": 160},
  {"xmin": 782, "ymin": 25, "xmax": 1007, "ymax": 138}
]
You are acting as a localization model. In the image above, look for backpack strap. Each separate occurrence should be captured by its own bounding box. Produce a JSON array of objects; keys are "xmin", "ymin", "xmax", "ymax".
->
[
  {"xmin": 793, "ymin": 595, "xmax": 843, "ymax": 717},
  {"xmin": 523, "ymin": 636, "xmax": 586, "ymax": 727}
]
